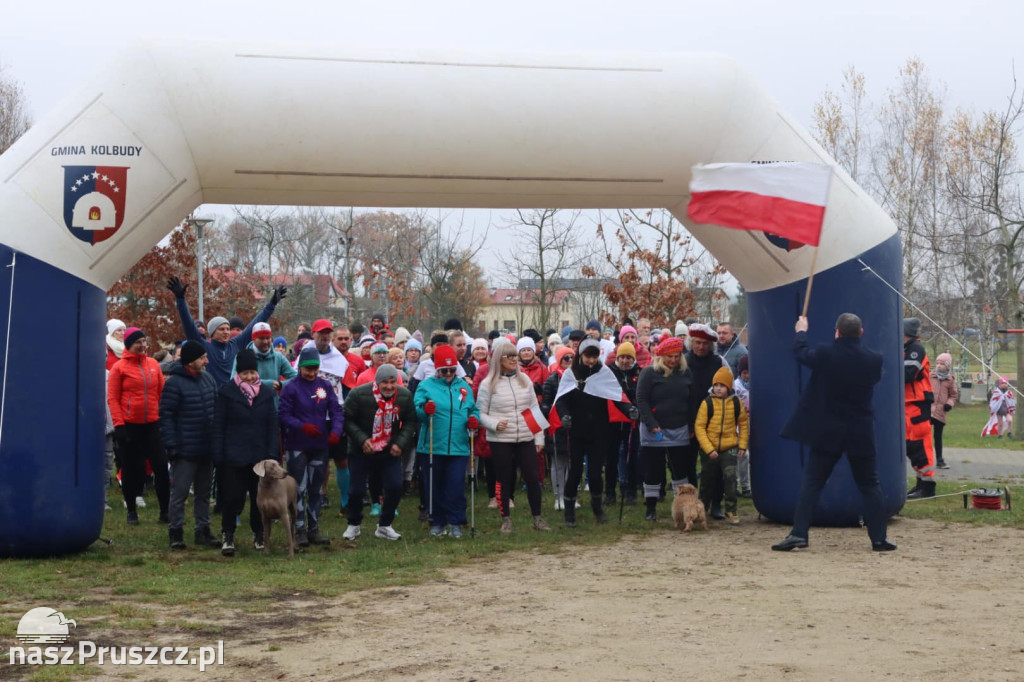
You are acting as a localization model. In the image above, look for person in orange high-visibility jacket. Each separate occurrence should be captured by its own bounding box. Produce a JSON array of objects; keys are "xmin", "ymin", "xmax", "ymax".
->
[{"xmin": 903, "ymin": 318, "xmax": 935, "ymax": 498}]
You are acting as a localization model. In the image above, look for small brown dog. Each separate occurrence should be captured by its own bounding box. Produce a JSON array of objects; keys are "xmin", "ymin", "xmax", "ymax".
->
[
  {"xmin": 253, "ymin": 459, "xmax": 299, "ymax": 557},
  {"xmin": 671, "ymin": 483, "xmax": 707, "ymax": 532}
]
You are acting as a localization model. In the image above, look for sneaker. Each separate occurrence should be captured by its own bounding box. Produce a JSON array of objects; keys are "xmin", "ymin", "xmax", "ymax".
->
[
  {"xmin": 499, "ymin": 517, "xmax": 513, "ymax": 533},
  {"xmin": 554, "ymin": 498, "xmax": 563, "ymax": 511},
  {"xmin": 449, "ymin": 525, "xmax": 463, "ymax": 539},
  {"xmin": 136, "ymin": 496, "xmax": 147, "ymax": 508},
  {"xmin": 532, "ymin": 516, "xmax": 551, "ymax": 531},
  {"xmin": 429, "ymin": 525, "xmax": 447, "ymax": 537},
  {"xmin": 375, "ymin": 525, "xmax": 401, "ymax": 541},
  {"xmin": 509, "ymin": 499, "xmax": 515, "ymax": 509},
  {"xmin": 342, "ymin": 524, "xmax": 361, "ymax": 541},
  {"xmin": 725, "ymin": 512, "xmax": 740, "ymax": 526},
  {"xmin": 126, "ymin": 511, "xmax": 139, "ymax": 525},
  {"xmin": 322, "ymin": 496, "xmax": 330, "ymax": 510},
  {"xmin": 104, "ymin": 502, "xmax": 112, "ymax": 511},
  {"xmin": 370, "ymin": 503, "xmax": 381, "ymax": 517},
  {"xmin": 937, "ymin": 461, "xmax": 951, "ymax": 469},
  {"xmin": 488, "ymin": 498, "xmax": 498, "ymax": 509},
  {"xmin": 739, "ymin": 489, "xmax": 753, "ymax": 498},
  {"xmin": 644, "ymin": 511, "xmax": 657, "ymax": 522},
  {"xmin": 221, "ymin": 532, "xmax": 235, "ymax": 557},
  {"xmin": 418, "ymin": 507, "xmax": 429, "ymax": 522},
  {"xmin": 253, "ymin": 533, "xmax": 265, "ymax": 550}
]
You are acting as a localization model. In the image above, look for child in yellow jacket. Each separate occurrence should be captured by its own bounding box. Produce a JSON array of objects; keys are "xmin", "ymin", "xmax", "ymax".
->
[{"xmin": 695, "ymin": 366, "xmax": 749, "ymax": 525}]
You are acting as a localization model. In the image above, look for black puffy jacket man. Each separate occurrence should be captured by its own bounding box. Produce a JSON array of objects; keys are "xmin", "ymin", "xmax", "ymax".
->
[{"xmin": 159, "ymin": 341, "xmax": 218, "ymax": 550}]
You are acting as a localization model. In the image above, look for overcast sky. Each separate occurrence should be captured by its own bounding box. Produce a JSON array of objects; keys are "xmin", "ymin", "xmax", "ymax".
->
[{"xmin": 3, "ymin": 0, "xmax": 1022, "ymax": 285}]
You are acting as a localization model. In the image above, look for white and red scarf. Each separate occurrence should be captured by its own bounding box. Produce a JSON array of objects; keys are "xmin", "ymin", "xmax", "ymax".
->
[{"xmin": 370, "ymin": 382, "xmax": 398, "ymax": 451}]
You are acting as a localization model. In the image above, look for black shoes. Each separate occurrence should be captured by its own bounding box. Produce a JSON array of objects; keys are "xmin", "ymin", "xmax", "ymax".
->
[
  {"xmin": 592, "ymin": 498, "xmax": 609, "ymax": 524},
  {"xmin": 710, "ymin": 506, "xmax": 726, "ymax": 521},
  {"xmin": 126, "ymin": 511, "xmax": 140, "ymax": 526},
  {"xmin": 295, "ymin": 529, "xmax": 309, "ymax": 547},
  {"xmin": 157, "ymin": 512, "xmax": 169, "ymax": 524},
  {"xmin": 739, "ymin": 489, "xmax": 752, "ymax": 498},
  {"xmin": 194, "ymin": 526, "xmax": 221, "ymax": 548},
  {"xmin": 771, "ymin": 535, "xmax": 809, "ymax": 551},
  {"xmin": 907, "ymin": 480, "xmax": 936, "ymax": 499},
  {"xmin": 564, "ymin": 498, "xmax": 577, "ymax": 528},
  {"xmin": 872, "ymin": 540, "xmax": 897, "ymax": 552},
  {"xmin": 169, "ymin": 527, "xmax": 186, "ymax": 550},
  {"xmin": 308, "ymin": 527, "xmax": 331, "ymax": 545},
  {"xmin": 937, "ymin": 460, "xmax": 950, "ymax": 469}
]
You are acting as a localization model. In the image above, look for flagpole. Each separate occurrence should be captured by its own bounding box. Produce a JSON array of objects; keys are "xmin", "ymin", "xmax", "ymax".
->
[{"xmin": 801, "ymin": 246, "xmax": 819, "ymax": 318}]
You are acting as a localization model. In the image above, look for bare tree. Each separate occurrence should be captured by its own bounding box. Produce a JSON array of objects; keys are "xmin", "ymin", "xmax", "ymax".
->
[
  {"xmin": 500, "ymin": 209, "xmax": 588, "ymax": 332},
  {"xmin": 946, "ymin": 74, "xmax": 1024, "ymax": 376},
  {"xmin": 812, "ymin": 66, "xmax": 869, "ymax": 184},
  {"xmin": 0, "ymin": 65, "xmax": 31, "ymax": 154}
]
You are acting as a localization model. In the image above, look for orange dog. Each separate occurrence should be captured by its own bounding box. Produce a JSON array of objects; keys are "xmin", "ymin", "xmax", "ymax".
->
[{"xmin": 671, "ymin": 483, "xmax": 707, "ymax": 532}]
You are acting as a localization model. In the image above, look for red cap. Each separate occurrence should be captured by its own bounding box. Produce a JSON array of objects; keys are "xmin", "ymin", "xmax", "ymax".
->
[
  {"xmin": 311, "ymin": 319, "xmax": 333, "ymax": 334},
  {"xmin": 252, "ymin": 322, "xmax": 272, "ymax": 339},
  {"xmin": 433, "ymin": 344, "xmax": 458, "ymax": 369}
]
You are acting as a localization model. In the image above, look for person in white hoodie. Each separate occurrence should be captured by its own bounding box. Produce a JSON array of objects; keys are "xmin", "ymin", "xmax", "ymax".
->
[{"xmin": 476, "ymin": 338, "xmax": 551, "ymax": 534}]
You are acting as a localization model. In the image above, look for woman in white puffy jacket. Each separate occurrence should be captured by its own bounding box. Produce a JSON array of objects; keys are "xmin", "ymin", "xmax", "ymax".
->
[{"xmin": 477, "ymin": 338, "xmax": 551, "ymax": 534}]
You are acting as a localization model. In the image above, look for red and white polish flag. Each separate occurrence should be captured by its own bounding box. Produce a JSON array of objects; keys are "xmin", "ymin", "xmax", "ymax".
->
[
  {"xmin": 521, "ymin": 404, "xmax": 550, "ymax": 435},
  {"xmin": 687, "ymin": 162, "xmax": 832, "ymax": 246}
]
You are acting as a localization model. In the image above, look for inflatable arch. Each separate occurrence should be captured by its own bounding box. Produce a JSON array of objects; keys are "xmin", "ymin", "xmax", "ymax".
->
[{"xmin": 0, "ymin": 43, "xmax": 904, "ymax": 556}]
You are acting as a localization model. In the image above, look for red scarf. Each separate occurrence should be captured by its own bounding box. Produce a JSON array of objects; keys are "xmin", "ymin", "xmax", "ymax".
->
[{"xmin": 370, "ymin": 382, "xmax": 398, "ymax": 451}]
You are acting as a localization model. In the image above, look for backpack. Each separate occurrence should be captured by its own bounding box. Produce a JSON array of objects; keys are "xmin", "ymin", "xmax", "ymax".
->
[{"xmin": 704, "ymin": 395, "xmax": 741, "ymax": 423}]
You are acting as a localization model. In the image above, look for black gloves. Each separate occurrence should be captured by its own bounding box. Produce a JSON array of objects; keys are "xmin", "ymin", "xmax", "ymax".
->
[
  {"xmin": 166, "ymin": 276, "xmax": 188, "ymax": 299},
  {"xmin": 943, "ymin": 404, "xmax": 952, "ymax": 412},
  {"xmin": 561, "ymin": 414, "xmax": 573, "ymax": 431},
  {"xmin": 270, "ymin": 285, "xmax": 288, "ymax": 305}
]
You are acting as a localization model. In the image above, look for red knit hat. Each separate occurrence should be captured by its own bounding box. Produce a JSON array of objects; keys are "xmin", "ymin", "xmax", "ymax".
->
[
  {"xmin": 433, "ymin": 344, "xmax": 458, "ymax": 369},
  {"xmin": 655, "ymin": 337, "xmax": 684, "ymax": 356}
]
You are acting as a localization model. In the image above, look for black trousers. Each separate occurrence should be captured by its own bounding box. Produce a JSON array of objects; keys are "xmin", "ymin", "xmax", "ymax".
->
[
  {"xmin": 120, "ymin": 422, "xmax": 169, "ymax": 514},
  {"xmin": 930, "ymin": 418, "xmax": 946, "ymax": 462},
  {"xmin": 220, "ymin": 465, "xmax": 260, "ymax": 538},
  {"xmin": 490, "ymin": 441, "xmax": 541, "ymax": 517},
  {"xmin": 565, "ymin": 431, "xmax": 609, "ymax": 500}
]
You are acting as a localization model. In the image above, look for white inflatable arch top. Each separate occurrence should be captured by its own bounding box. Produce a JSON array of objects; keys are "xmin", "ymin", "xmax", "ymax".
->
[{"xmin": 0, "ymin": 42, "xmax": 903, "ymax": 556}]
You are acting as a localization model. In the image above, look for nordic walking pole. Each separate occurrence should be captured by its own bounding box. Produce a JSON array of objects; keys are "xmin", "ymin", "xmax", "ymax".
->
[
  {"xmin": 428, "ymin": 414, "xmax": 434, "ymax": 520},
  {"xmin": 469, "ymin": 428, "xmax": 476, "ymax": 538},
  {"xmin": 619, "ymin": 423, "xmax": 632, "ymax": 524}
]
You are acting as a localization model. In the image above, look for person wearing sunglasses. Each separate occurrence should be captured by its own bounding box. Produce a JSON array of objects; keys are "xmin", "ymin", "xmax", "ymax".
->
[
  {"xmin": 414, "ymin": 345, "xmax": 479, "ymax": 538},
  {"xmin": 476, "ymin": 338, "xmax": 551, "ymax": 533}
]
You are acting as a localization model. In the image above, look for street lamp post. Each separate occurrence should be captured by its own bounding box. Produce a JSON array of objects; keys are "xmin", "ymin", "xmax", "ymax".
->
[{"xmin": 184, "ymin": 217, "xmax": 213, "ymax": 324}]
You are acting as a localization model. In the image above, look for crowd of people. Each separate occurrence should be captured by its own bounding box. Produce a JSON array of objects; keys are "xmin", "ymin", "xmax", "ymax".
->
[{"xmin": 103, "ymin": 275, "xmax": 758, "ymax": 554}]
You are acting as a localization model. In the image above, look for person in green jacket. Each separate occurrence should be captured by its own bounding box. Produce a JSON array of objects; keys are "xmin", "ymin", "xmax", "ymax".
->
[
  {"xmin": 414, "ymin": 345, "xmax": 480, "ymax": 538},
  {"xmin": 230, "ymin": 322, "xmax": 297, "ymax": 405}
]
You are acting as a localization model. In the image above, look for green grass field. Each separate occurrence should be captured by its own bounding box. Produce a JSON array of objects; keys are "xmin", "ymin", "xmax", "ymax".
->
[{"xmin": 940, "ymin": 403, "xmax": 1024, "ymax": 450}]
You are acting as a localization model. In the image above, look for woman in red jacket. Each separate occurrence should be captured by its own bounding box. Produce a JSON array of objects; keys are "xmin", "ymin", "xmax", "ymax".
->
[{"xmin": 108, "ymin": 327, "xmax": 168, "ymax": 525}]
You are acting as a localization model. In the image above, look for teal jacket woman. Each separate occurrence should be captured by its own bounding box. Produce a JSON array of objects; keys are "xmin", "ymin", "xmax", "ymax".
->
[{"xmin": 414, "ymin": 371, "xmax": 479, "ymax": 456}]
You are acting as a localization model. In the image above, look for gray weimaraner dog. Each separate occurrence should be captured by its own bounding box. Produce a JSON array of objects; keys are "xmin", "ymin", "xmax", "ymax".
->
[{"xmin": 253, "ymin": 459, "xmax": 298, "ymax": 558}]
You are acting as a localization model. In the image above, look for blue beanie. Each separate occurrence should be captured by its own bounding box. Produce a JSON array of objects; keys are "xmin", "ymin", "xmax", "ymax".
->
[
  {"xmin": 586, "ymin": 319, "xmax": 601, "ymax": 331},
  {"xmin": 405, "ymin": 338, "xmax": 423, "ymax": 353},
  {"xmin": 273, "ymin": 336, "xmax": 287, "ymax": 348}
]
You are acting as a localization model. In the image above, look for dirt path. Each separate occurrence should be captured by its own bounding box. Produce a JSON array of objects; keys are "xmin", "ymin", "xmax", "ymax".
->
[{"xmin": 104, "ymin": 518, "xmax": 1024, "ymax": 681}]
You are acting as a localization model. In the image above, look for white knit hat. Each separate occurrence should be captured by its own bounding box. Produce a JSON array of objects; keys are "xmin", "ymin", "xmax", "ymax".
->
[
  {"xmin": 106, "ymin": 319, "xmax": 126, "ymax": 335},
  {"xmin": 516, "ymin": 337, "xmax": 535, "ymax": 353}
]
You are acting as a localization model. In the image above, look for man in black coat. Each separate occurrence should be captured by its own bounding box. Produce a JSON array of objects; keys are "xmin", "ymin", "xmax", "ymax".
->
[
  {"xmin": 773, "ymin": 314, "xmax": 896, "ymax": 552},
  {"xmin": 160, "ymin": 341, "xmax": 219, "ymax": 550}
]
